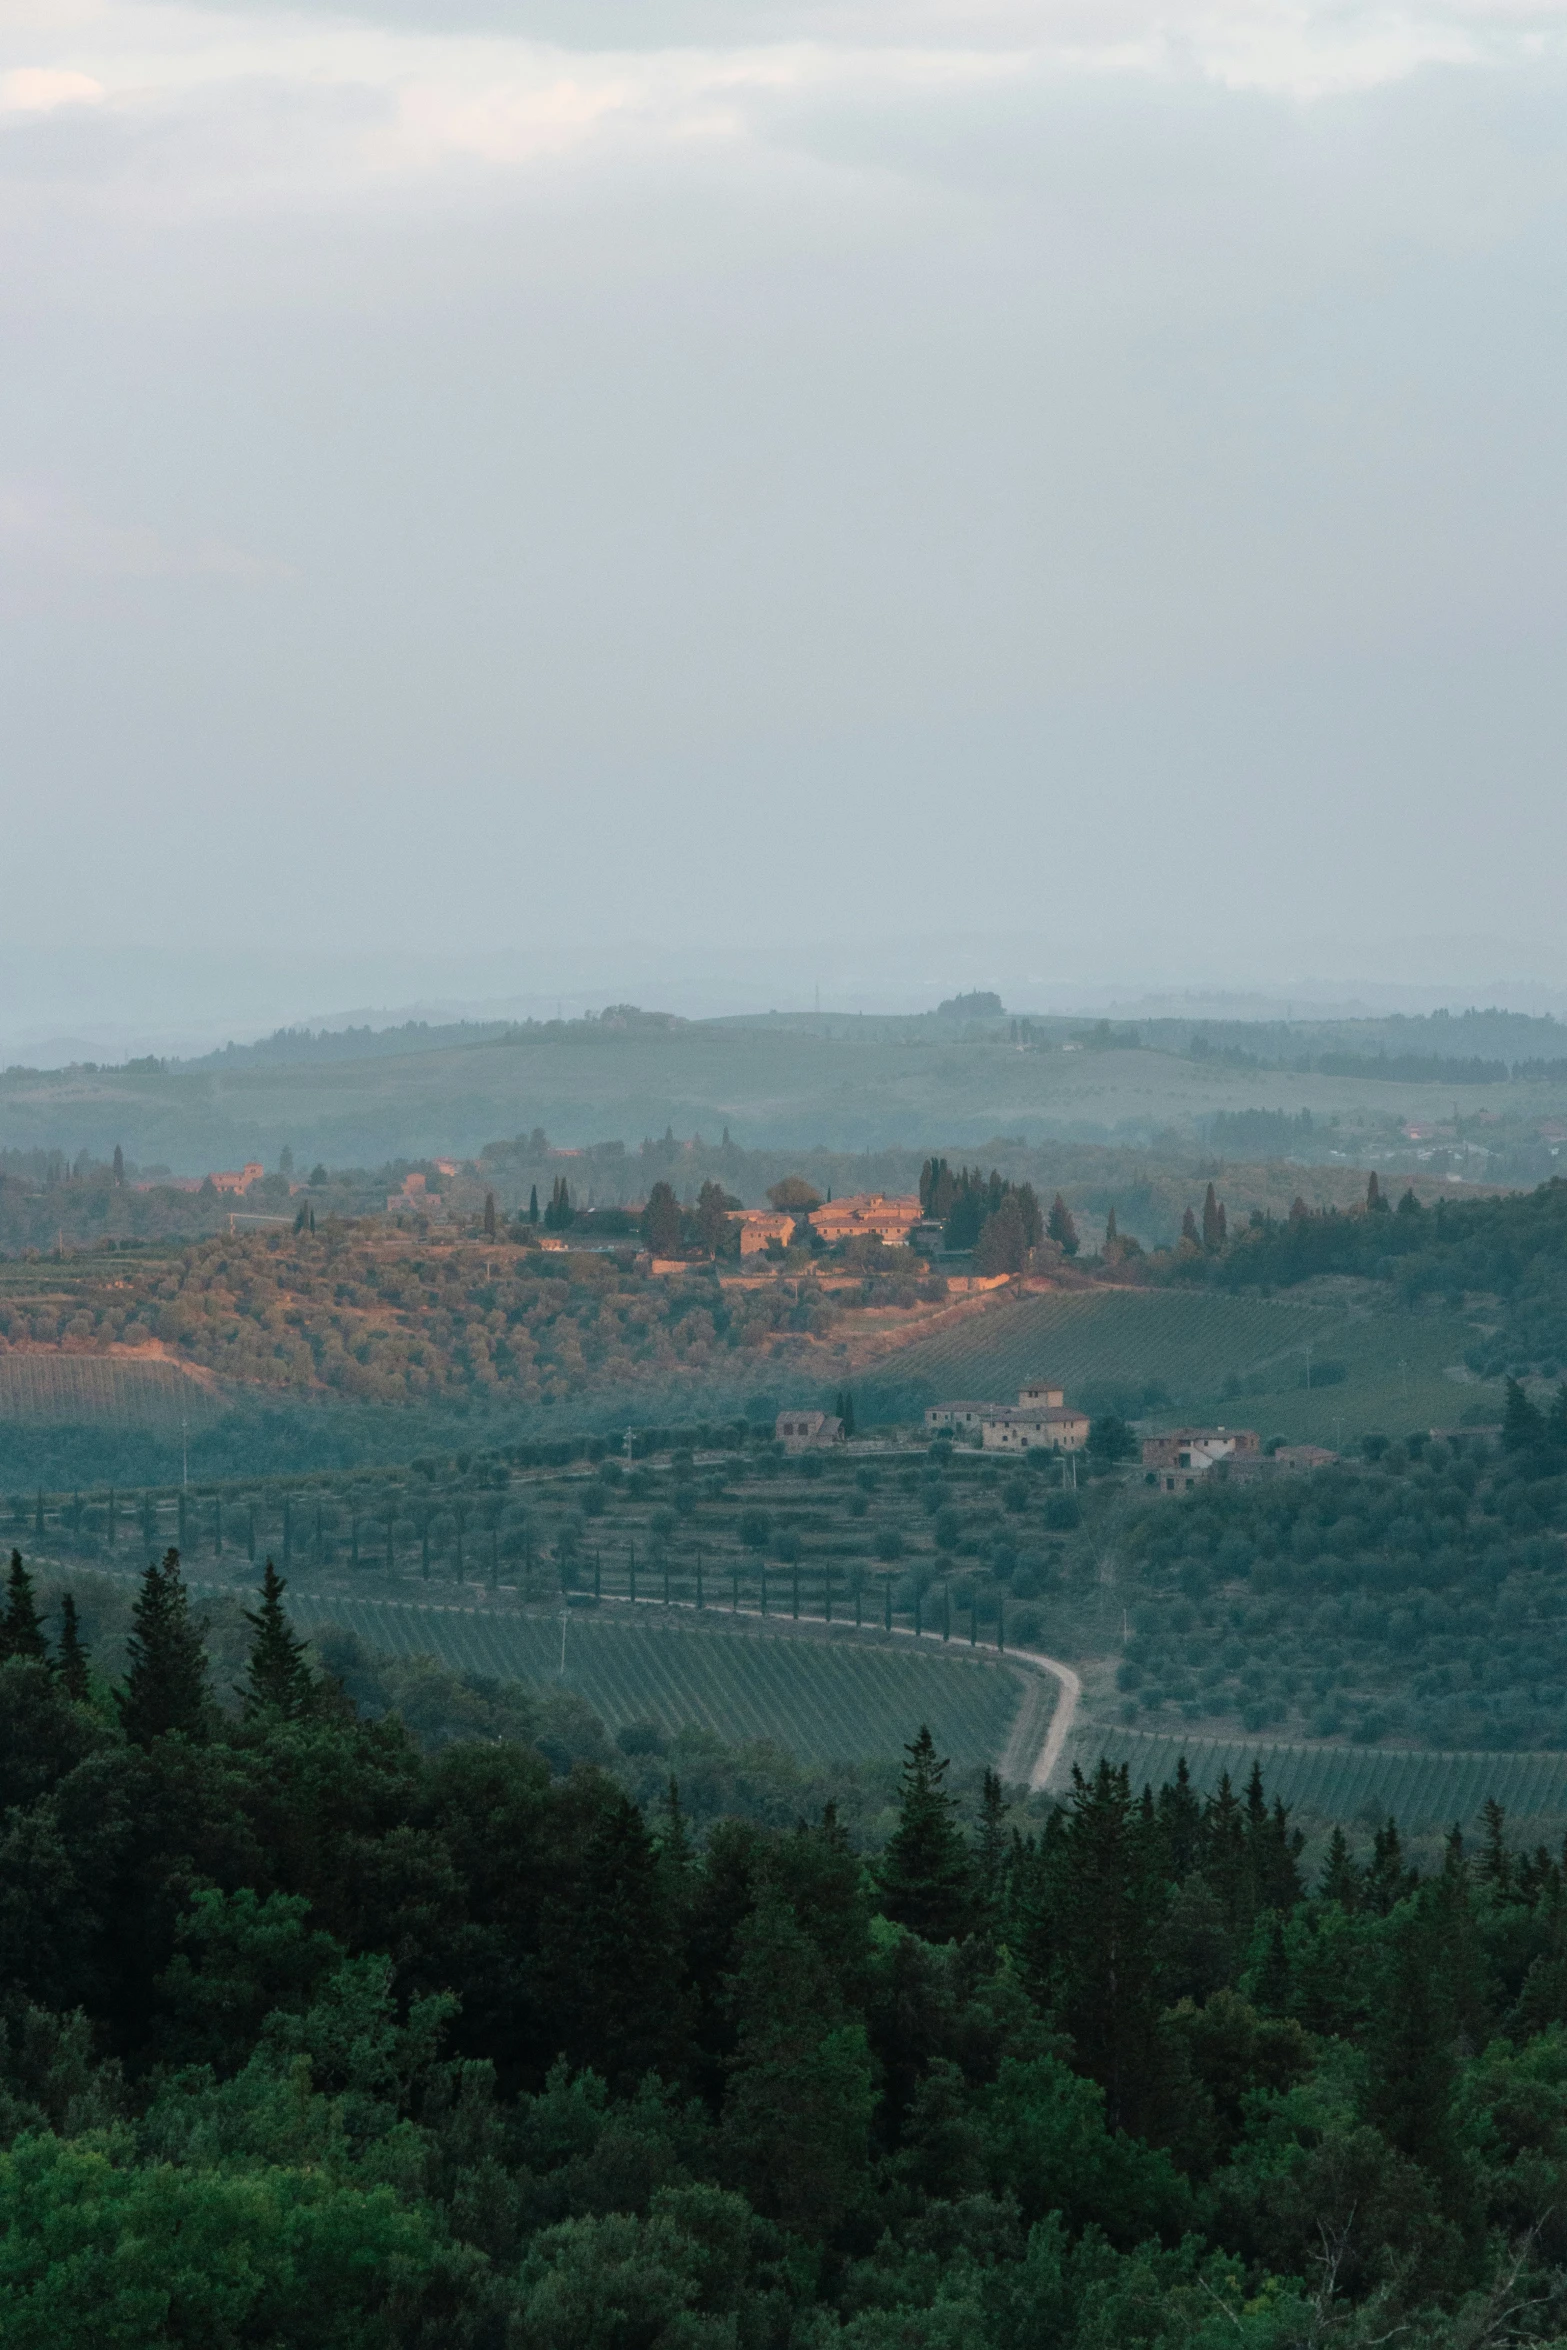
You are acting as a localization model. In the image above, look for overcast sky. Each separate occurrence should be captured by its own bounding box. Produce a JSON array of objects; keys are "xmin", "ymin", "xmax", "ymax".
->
[{"xmin": 4, "ymin": 0, "xmax": 1567, "ymax": 1048}]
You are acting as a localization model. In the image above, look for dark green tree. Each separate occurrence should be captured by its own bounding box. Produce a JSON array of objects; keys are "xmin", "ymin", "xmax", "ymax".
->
[
  {"xmin": 1045, "ymin": 1193, "xmax": 1079, "ymax": 1256},
  {"xmin": 975, "ymin": 1194, "xmax": 1027, "ymax": 1274},
  {"xmin": 56, "ymin": 1593, "xmax": 90, "ymax": 1702},
  {"xmin": 1052, "ymin": 1761, "xmax": 1165, "ymax": 2131},
  {"xmin": 642, "ymin": 1181, "xmax": 681, "ymax": 1258},
  {"xmin": 241, "ymin": 1560, "xmax": 314, "ymax": 1720},
  {"xmin": 1364, "ymin": 1894, "xmax": 1458, "ymax": 2179},
  {"xmin": 1, "ymin": 1550, "xmax": 47, "ymax": 1664},
  {"xmin": 694, "ymin": 1180, "xmax": 736, "ymax": 1258},
  {"xmin": 483, "ymin": 1190, "xmax": 496, "ymax": 1239},
  {"xmin": 1202, "ymin": 1182, "xmax": 1225, "ymax": 1252},
  {"xmin": 1549, "ymin": 1381, "xmax": 1567, "ymax": 1448},
  {"xmin": 1088, "ymin": 1413, "xmax": 1136, "ymax": 1464},
  {"xmin": 719, "ymin": 1885, "xmax": 875, "ymax": 2238},
  {"xmin": 119, "ymin": 1548, "xmax": 211, "ymax": 1746},
  {"xmin": 973, "ymin": 1767, "xmax": 1009, "ymax": 1926},
  {"xmin": 112, "ymin": 1144, "xmax": 124, "ymax": 1185},
  {"xmin": 528, "ymin": 1183, "xmax": 540, "ymax": 1225},
  {"xmin": 1502, "ymin": 1377, "xmax": 1544, "ymax": 1452},
  {"xmin": 878, "ymin": 1726, "xmax": 974, "ymax": 1943}
]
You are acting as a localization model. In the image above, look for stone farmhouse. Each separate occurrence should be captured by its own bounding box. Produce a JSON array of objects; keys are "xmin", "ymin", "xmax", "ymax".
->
[
  {"xmin": 810, "ymin": 1192, "xmax": 922, "ymax": 1247},
  {"xmin": 738, "ymin": 1210, "xmax": 796, "ymax": 1257},
  {"xmin": 776, "ymin": 1409, "xmax": 844, "ymax": 1452},
  {"xmin": 1141, "ymin": 1427, "xmax": 1260, "ymax": 1493},
  {"xmin": 925, "ymin": 1384, "xmax": 1090, "ymax": 1454}
]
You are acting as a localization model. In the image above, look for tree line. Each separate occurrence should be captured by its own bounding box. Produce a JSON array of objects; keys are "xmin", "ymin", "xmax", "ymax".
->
[{"xmin": 0, "ymin": 1544, "xmax": 1565, "ymax": 2339}]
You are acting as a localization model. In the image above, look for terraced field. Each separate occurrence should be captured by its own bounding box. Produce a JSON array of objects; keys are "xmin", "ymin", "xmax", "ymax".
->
[
  {"xmin": 308, "ymin": 1596, "xmax": 1029, "ymax": 1768},
  {"xmin": 1074, "ymin": 1724, "xmax": 1567, "ymax": 1830},
  {"xmin": 0, "ymin": 1352, "xmax": 216, "ymax": 1427},
  {"xmin": 862, "ymin": 1286, "xmax": 1488, "ymax": 1444}
]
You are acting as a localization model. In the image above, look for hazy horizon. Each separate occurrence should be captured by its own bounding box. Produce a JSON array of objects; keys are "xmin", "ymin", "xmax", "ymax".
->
[{"xmin": 6, "ymin": 0, "xmax": 1567, "ymax": 1048}]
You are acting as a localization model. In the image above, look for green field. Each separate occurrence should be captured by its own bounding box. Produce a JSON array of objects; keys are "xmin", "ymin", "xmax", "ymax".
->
[
  {"xmin": 308, "ymin": 1597, "xmax": 1028, "ymax": 1768},
  {"xmin": 863, "ymin": 1285, "xmax": 1491, "ymax": 1443},
  {"xmin": 1073, "ymin": 1724, "xmax": 1567, "ymax": 1830}
]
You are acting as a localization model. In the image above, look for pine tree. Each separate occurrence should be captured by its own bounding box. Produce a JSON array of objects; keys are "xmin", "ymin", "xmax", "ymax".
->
[
  {"xmin": 240, "ymin": 1559, "xmax": 314, "ymax": 1719},
  {"xmin": 973, "ymin": 1767, "xmax": 1009, "ymax": 1925},
  {"xmin": 119, "ymin": 1549, "xmax": 211, "ymax": 1746},
  {"xmin": 1365, "ymin": 1896, "xmax": 1458, "ymax": 2178},
  {"xmin": 0, "ymin": 1550, "xmax": 47, "ymax": 1664},
  {"xmin": 1478, "ymin": 1796, "xmax": 1512, "ymax": 1893},
  {"xmin": 1319, "ymin": 1824, "xmax": 1360, "ymax": 1909},
  {"xmin": 1055, "ymin": 1761, "xmax": 1164, "ymax": 2132},
  {"xmin": 1253, "ymin": 1913, "xmax": 1291, "ymax": 2014},
  {"xmin": 1155, "ymin": 1755, "xmax": 1202, "ymax": 1878},
  {"xmin": 1365, "ymin": 1818, "xmax": 1413, "ymax": 1915},
  {"xmin": 1046, "ymin": 1193, "xmax": 1079, "ymax": 1257},
  {"xmin": 879, "ymin": 1726, "xmax": 975, "ymax": 1943},
  {"xmin": 56, "ymin": 1592, "xmax": 90, "ymax": 1701}
]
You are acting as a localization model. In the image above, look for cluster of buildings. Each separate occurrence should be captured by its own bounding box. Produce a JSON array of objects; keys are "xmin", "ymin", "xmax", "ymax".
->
[
  {"xmin": 386, "ymin": 1167, "xmax": 459, "ymax": 1219},
  {"xmin": 924, "ymin": 1381, "xmax": 1091, "ymax": 1454},
  {"xmin": 915, "ymin": 1387, "xmax": 1340, "ymax": 1487},
  {"xmin": 739, "ymin": 1192, "xmax": 922, "ymax": 1258},
  {"xmin": 1141, "ymin": 1428, "xmax": 1337, "ymax": 1493}
]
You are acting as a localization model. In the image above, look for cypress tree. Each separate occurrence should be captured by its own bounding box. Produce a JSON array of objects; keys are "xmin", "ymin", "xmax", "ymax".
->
[
  {"xmin": 483, "ymin": 1190, "xmax": 496, "ymax": 1239},
  {"xmin": 56, "ymin": 1592, "xmax": 90, "ymax": 1702},
  {"xmin": 0, "ymin": 1550, "xmax": 47, "ymax": 1663},
  {"xmin": 240, "ymin": 1559, "xmax": 314, "ymax": 1719},
  {"xmin": 119, "ymin": 1548, "xmax": 211, "ymax": 1746},
  {"xmin": 878, "ymin": 1726, "xmax": 975, "ymax": 1943},
  {"xmin": 528, "ymin": 1184, "xmax": 539, "ymax": 1225}
]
